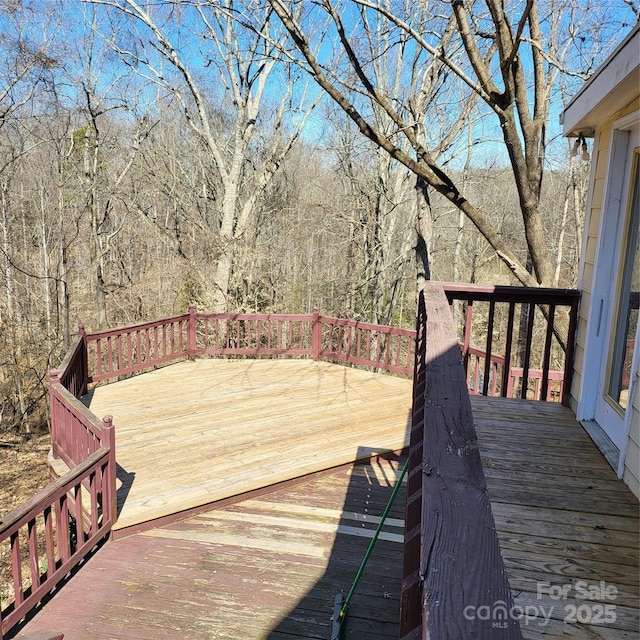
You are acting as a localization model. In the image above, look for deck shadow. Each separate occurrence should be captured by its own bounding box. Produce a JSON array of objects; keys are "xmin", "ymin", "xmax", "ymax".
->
[
  {"xmin": 115, "ymin": 463, "xmax": 135, "ymax": 518},
  {"xmin": 265, "ymin": 446, "xmax": 407, "ymax": 640}
]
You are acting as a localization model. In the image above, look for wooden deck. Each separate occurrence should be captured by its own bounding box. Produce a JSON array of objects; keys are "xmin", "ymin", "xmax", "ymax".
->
[
  {"xmin": 7, "ymin": 364, "xmax": 639, "ymax": 640},
  {"xmin": 82, "ymin": 358, "xmax": 413, "ymax": 532}
]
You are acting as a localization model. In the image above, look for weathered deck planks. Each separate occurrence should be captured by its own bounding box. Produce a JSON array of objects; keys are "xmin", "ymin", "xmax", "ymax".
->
[
  {"xmin": 82, "ymin": 359, "xmax": 413, "ymax": 532},
  {"xmin": 472, "ymin": 396, "xmax": 639, "ymax": 639}
]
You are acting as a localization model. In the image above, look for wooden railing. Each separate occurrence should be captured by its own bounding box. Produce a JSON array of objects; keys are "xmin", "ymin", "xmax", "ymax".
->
[
  {"xmin": 194, "ymin": 309, "xmax": 315, "ymax": 359},
  {"xmin": 443, "ymin": 283, "xmax": 580, "ymax": 405},
  {"xmin": 400, "ymin": 283, "xmax": 523, "ymax": 640},
  {"xmin": 87, "ymin": 313, "xmax": 190, "ymax": 383},
  {"xmin": 465, "ymin": 347, "xmax": 567, "ymax": 401},
  {"xmin": 1, "ymin": 333, "xmax": 116, "ymax": 639},
  {"xmin": 317, "ymin": 315, "xmax": 415, "ymax": 375},
  {"xmin": 82, "ymin": 294, "xmax": 579, "ymax": 398},
  {"xmin": 85, "ymin": 306, "xmax": 416, "ymax": 381},
  {"xmin": 0, "ymin": 448, "xmax": 115, "ymax": 639},
  {"xmin": 1, "ymin": 287, "xmax": 579, "ymax": 636}
]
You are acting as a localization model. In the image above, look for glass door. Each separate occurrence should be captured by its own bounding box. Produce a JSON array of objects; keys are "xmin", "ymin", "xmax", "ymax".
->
[{"xmin": 606, "ymin": 151, "xmax": 639, "ymax": 412}]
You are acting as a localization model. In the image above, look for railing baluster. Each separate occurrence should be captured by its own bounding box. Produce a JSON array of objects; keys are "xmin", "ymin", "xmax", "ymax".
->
[
  {"xmin": 90, "ymin": 470, "xmax": 98, "ymax": 534},
  {"xmin": 540, "ymin": 305, "xmax": 556, "ymax": 402},
  {"xmin": 28, "ymin": 518, "xmax": 39, "ymax": 588},
  {"xmin": 501, "ymin": 303, "xmax": 516, "ymax": 397},
  {"xmin": 73, "ymin": 483, "xmax": 84, "ymax": 546},
  {"xmin": 117, "ymin": 335, "xmax": 123, "ymax": 372},
  {"xmin": 162, "ymin": 324, "xmax": 167, "ymax": 359},
  {"xmin": 106, "ymin": 336, "xmax": 113, "ymax": 376},
  {"xmin": 44, "ymin": 505, "xmax": 55, "ymax": 578},
  {"xmin": 482, "ymin": 301, "xmax": 495, "ymax": 396},
  {"xmin": 521, "ymin": 303, "xmax": 536, "ymax": 399},
  {"xmin": 463, "ymin": 301, "xmax": 474, "ymax": 376},
  {"xmin": 127, "ymin": 332, "xmax": 132, "ymax": 369},
  {"xmin": 56, "ymin": 493, "xmax": 70, "ymax": 564},
  {"xmin": 11, "ymin": 531, "xmax": 23, "ymax": 605}
]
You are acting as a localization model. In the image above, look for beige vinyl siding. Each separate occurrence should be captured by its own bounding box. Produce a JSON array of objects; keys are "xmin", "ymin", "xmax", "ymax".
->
[
  {"xmin": 570, "ymin": 125, "xmax": 607, "ymax": 408},
  {"xmin": 622, "ymin": 374, "xmax": 639, "ymax": 498},
  {"xmin": 571, "ymin": 99, "xmax": 640, "ymax": 500}
]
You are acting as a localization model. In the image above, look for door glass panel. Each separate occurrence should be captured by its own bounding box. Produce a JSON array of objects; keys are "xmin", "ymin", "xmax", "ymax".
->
[{"xmin": 608, "ymin": 151, "xmax": 639, "ymax": 410}]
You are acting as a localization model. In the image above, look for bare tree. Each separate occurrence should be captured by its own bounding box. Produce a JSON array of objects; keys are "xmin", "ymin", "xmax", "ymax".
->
[
  {"xmin": 267, "ymin": 0, "xmax": 636, "ymax": 288},
  {"xmin": 0, "ymin": 0, "xmax": 63, "ymax": 436},
  {"xmin": 87, "ymin": 0, "xmax": 319, "ymax": 311}
]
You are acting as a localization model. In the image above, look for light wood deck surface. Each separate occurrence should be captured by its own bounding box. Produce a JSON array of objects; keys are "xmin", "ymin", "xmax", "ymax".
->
[{"xmin": 83, "ymin": 358, "xmax": 413, "ymax": 531}]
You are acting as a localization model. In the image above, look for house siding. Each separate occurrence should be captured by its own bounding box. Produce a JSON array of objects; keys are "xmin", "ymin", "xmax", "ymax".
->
[
  {"xmin": 623, "ymin": 373, "xmax": 640, "ymax": 498},
  {"xmin": 571, "ymin": 98, "xmax": 639, "ymax": 500},
  {"xmin": 572, "ymin": 101, "xmax": 638, "ymax": 401},
  {"xmin": 570, "ymin": 123, "xmax": 611, "ymax": 410}
]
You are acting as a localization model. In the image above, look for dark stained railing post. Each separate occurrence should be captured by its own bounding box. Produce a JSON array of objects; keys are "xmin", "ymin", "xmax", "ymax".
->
[
  {"xmin": 312, "ymin": 307, "xmax": 320, "ymax": 361},
  {"xmin": 562, "ymin": 296, "xmax": 580, "ymax": 407},
  {"xmin": 187, "ymin": 303, "xmax": 197, "ymax": 360},
  {"xmin": 49, "ymin": 369, "xmax": 61, "ymax": 460},
  {"xmin": 102, "ymin": 415, "xmax": 117, "ymax": 528}
]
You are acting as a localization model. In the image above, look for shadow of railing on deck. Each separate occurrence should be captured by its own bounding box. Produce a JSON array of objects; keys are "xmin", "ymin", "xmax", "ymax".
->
[
  {"xmin": 265, "ymin": 446, "xmax": 409, "ymax": 640},
  {"xmin": 115, "ymin": 464, "xmax": 135, "ymax": 519}
]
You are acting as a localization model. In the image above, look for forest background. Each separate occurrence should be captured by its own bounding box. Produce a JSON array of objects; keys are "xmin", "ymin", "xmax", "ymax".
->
[{"xmin": 0, "ymin": 0, "xmax": 638, "ymax": 440}]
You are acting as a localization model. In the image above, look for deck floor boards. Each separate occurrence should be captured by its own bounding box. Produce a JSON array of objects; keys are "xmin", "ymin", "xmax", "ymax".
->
[
  {"xmin": 82, "ymin": 359, "xmax": 413, "ymax": 531},
  {"xmin": 10, "ymin": 454, "xmax": 407, "ymax": 640},
  {"xmin": 472, "ymin": 396, "xmax": 639, "ymax": 639},
  {"xmin": 7, "ymin": 364, "xmax": 639, "ymax": 639}
]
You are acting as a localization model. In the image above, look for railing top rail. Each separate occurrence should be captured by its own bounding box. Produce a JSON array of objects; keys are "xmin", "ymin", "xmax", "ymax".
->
[
  {"xmin": 442, "ymin": 281, "xmax": 580, "ymax": 303},
  {"xmin": 400, "ymin": 282, "xmax": 523, "ymax": 640},
  {"xmin": 85, "ymin": 313, "xmax": 190, "ymax": 341},
  {"xmin": 0, "ymin": 447, "xmax": 109, "ymax": 537},
  {"xmin": 84, "ymin": 310, "xmax": 413, "ymax": 338},
  {"xmin": 197, "ymin": 311, "xmax": 314, "ymax": 321},
  {"xmin": 319, "ymin": 315, "xmax": 416, "ymax": 335}
]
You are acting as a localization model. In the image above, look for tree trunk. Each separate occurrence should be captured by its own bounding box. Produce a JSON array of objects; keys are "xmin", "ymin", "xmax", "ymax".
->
[{"xmin": 415, "ymin": 176, "xmax": 433, "ymax": 293}]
